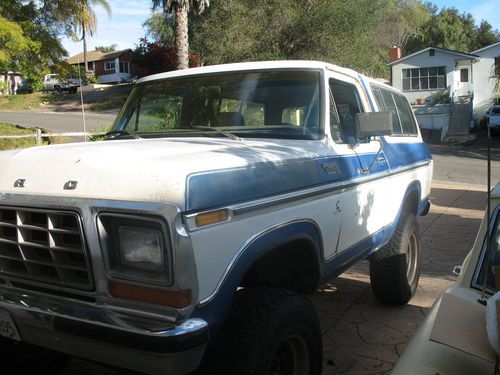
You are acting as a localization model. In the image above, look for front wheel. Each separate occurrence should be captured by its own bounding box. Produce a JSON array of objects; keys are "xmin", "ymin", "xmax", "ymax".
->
[
  {"xmin": 369, "ymin": 212, "xmax": 421, "ymax": 305},
  {"xmin": 207, "ymin": 287, "xmax": 322, "ymax": 375}
]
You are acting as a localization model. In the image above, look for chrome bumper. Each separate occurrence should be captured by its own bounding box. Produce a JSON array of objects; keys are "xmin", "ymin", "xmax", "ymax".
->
[{"xmin": 0, "ymin": 286, "xmax": 208, "ymax": 375}]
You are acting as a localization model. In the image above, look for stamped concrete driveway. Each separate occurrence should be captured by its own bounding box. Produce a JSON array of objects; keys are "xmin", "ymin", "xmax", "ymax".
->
[{"xmin": 315, "ymin": 182, "xmax": 485, "ymax": 374}]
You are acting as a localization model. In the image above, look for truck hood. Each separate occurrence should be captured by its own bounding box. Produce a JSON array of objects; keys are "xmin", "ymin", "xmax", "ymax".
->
[{"xmin": 0, "ymin": 138, "xmax": 328, "ymax": 210}]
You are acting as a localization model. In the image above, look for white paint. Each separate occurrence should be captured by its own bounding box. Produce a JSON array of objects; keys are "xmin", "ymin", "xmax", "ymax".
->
[
  {"xmin": 471, "ymin": 42, "xmax": 500, "ymax": 120},
  {"xmin": 390, "ymin": 48, "xmax": 477, "ymax": 105}
]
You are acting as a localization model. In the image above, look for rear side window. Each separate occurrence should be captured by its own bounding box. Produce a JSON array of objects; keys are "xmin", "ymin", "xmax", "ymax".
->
[
  {"xmin": 393, "ymin": 94, "xmax": 417, "ymax": 134},
  {"xmin": 372, "ymin": 86, "xmax": 417, "ymax": 136}
]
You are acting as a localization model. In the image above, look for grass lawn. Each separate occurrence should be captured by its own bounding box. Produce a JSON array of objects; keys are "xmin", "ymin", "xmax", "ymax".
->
[
  {"xmin": 0, "ymin": 91, "xmax": 128, "ymax": 112},
  {"xmin": 87, "ymin": 93, "xmax": 128, "ymax": 111},
  {"xmin": 0, "ymin": 123, "xmax": 49, "ymax": 150},
  {"xmin": 0, "ymin": 92, "xmax": 78, "ymax": 111}
]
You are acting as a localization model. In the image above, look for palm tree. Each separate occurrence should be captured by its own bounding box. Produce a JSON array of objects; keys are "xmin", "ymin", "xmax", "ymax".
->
[
  {"xmin": 72, "ymin": 0, "xmax": 112, "ymax": 73},
  {"xmin": 153, "ymin": 0, "xmax": 209, "ymax": 70}
]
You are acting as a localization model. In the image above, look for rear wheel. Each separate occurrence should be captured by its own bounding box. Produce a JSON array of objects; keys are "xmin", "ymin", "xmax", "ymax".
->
[
  {"xmin": 369, "ymin": 212, "xmax": 421, "ymax": 305},
  {"xmin": 54, "ymin": 85, "xmax": 62, "ymax": 93},
  {"xmin": 207, "ymin": 287, "xmax": 322, "ymax": 375}
]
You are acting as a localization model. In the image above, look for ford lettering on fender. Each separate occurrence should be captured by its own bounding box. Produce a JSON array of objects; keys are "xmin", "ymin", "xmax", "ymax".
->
[{"xmin": 0, "ymin": 61, "xmax": 433, "ymax": 375}]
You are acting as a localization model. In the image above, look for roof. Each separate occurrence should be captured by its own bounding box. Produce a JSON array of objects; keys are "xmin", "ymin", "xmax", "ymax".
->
[
  {"xmin": 387, "ymin": 46, "xmax": 479, "ymax": 66},
  {"xmin": 471, "ymin": 41, "xmax": 500, "ymax": 55},
  {"xmin": 136, "ymin": 60, "xmax": 365, "ymax": 85},
  {"xmin": 66, "ymin": 49, "xmax": 131, "ymax": 65}
]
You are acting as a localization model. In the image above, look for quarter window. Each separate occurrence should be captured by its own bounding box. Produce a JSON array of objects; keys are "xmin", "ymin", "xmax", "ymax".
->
[{"xmin": 402, "ymin": 66, "xmax": 446, "ymax": 91}]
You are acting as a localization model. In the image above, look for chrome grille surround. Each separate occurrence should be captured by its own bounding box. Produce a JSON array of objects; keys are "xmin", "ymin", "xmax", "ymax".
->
[{"xmin": 0, "ymin": 206, "xmax": 93, "ymax": 291}]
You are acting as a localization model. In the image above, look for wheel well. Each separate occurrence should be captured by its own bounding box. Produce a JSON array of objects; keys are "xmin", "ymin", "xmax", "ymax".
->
[
  {"xmin": 403, "ymin": 188, "xmax": 419, "ymax": 216},
  {"xmin": 240, "ymin": 239, "xmax": 320, "ymax": 294}
]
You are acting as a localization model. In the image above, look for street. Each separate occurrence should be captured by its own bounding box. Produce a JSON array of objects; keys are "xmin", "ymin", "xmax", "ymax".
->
[{"xmin": 0, "ymin": 111, "xmax": 117, "ymax": 134}]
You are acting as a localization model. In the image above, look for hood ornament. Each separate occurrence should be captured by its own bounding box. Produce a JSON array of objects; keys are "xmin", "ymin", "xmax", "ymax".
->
[{"xmin": 14, "ymin": 179, "xmax": 26, "ymax": 188}]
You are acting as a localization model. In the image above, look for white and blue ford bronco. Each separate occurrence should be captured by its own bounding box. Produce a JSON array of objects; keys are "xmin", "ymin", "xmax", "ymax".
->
[{"xmin": 0, "ymin": 61, "xmax": 432, "ymax": 374}]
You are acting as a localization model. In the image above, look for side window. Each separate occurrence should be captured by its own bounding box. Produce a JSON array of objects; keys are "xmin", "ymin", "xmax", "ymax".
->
[
  {"xmin": 329, "ymin": 79, "xmax": 362, "ymax": 144},
  {"xmin": 216, "ymin": 99, "xmax": 265, "ymax": 127},
  {"xmin": 380, "ymin": 90, "xmax": 403, "ymax": 134},
  {"xmin": 475, "ymin": 209, "xmax": 500, "ymax": 292},
  {"xmin": 282, "ymin": 107, "xmax": 306, "ymax": 126},
  {"xmin": 393, "ymin": 94, "xmax": 417, "ymax": 134}
]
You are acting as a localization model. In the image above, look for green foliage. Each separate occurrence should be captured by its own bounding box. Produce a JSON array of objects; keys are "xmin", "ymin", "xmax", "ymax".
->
[
  {"xmin": 406, "ymin": 5, "xmax": 500, "ymax": 54},
  {"xmin": 0, "ymin": 123, "xmax": 49, "ymax": 150},
  {"xmin": 144, "ymin": 12, "xmax": 175, "ymax": 45},
  {"xmin": 95, "ymin": 44, "xmax": 118, "ymax": 52},
  {"xmin": 192, "ymin": 0, "xmax": 387, "ymax": 76}
]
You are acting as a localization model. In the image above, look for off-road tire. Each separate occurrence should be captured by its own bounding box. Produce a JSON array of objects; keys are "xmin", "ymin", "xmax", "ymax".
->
[
  {"xmin": 0, "ymin": 338, "xmax": 70, "ymax": 372},
  {"xmin": 54, "ymin": 85, "xmax": 62, "ymax": 93},
  {"xmin": 369, "ymin": 212, "xmax": 421, "ymax": 305},
  {"xmin": 207, "ymin": 287, "xmax": 322, "ymax": 375}
]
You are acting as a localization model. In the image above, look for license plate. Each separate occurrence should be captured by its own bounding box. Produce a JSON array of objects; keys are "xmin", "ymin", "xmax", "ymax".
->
[{"xmin": 0, "ymin": 309, "xmax": 21, "ymax": 341}]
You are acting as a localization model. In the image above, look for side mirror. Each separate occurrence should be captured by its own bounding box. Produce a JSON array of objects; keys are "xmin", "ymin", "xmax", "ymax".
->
[{"xmin": 355, "ymin": 112, "xmax": 393, "ymax": 138}]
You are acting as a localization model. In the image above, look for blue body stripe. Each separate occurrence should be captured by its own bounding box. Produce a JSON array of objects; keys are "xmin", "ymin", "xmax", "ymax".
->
[{"xmin": 187, "ymin": 141, "xmax": 431, "ymax": 212}]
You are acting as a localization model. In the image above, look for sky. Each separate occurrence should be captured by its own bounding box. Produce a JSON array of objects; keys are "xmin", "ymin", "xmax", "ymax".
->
[{"xmin": 61, "ymin": 0, "xmax": 500, "ymax": 58}]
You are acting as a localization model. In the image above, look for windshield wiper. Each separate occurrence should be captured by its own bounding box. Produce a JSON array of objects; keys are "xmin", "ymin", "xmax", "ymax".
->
[
  {"xmin": 190, "ymin": 126, "xmax": 241, "ymax": 141},
  {"xmin": 105, "ymin": 129, "xmax": 141, "ymax": 139}
]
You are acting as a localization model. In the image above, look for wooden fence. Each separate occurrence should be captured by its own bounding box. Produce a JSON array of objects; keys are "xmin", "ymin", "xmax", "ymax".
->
[{"xmin": 0, "ymin": 128, "xmax": 104, "ymax": 145}]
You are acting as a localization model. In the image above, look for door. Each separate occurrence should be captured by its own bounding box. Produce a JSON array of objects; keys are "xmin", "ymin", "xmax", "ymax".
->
[
  {"xmin": 328, "ymin": 75, "xmax": 391, "ymax": 254},
  {"xmin": 455, "ymin": 66, "xmax": 471, "ymax": 97}
]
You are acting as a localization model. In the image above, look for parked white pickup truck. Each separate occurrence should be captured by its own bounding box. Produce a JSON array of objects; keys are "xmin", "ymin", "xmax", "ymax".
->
[
  {"xmin": 0, "ymin": 61, "xmax": 433, "ymax": 374},
  {"xmin": 42, "ymin": 74, "xmax": 77, "ymax": 93}
]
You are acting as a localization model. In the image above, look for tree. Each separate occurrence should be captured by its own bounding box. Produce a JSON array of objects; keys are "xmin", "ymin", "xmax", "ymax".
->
[
  {"xmin": 475, "ymin": 20, "xmax": 500, "ymax": 51},
  {"xmin": 192, "ymin": 0, "xmax": 387, "ymax": 76},
  {"xmin": 95, "ymin": 44, "xmax": 118, "ymax": 52},
  {"xmin": 152, "ymin": 0, "xmax": 209, "ymax": 70},
  {"xmin": 69, "ymin": 0, "xmax": 112, "ymax": 73},
  {"xmin": 143, "ymin": 11, "xmax": 175, "ymax": 45}
]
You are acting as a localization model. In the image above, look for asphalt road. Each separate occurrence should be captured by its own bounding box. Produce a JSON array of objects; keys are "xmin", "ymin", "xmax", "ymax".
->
[{"xmin": 0, "ymin": 111, "xmax": 117, "ymax": 133}]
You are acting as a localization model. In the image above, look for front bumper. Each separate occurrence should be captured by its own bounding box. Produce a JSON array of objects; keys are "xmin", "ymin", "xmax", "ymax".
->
[{"xmin": 0, "ymin": 285, "xmax": 208, "ymax": 375}]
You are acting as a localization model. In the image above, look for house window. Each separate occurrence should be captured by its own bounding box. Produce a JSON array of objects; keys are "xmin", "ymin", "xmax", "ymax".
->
[
  {"xmin": 119, "ymin": 61, "xmax": 130, "ymax": 74},
  {"xmin": 495, "ymin": 57, "xmax": 500, "ymax": 77},
  {"xmin": 460, "ymin": 68, "xmax": 469, "ymax": 83},
  {"xmin": 87, "ymin": 61, "xmax": 94, "ymax": 71},
  {"xmin": 105, "ymin": 61, "xmax": 115, "ymax": 71},
  {"xmin": 402, "ymin": 66, "xmax": 446, "ymax": 91}
]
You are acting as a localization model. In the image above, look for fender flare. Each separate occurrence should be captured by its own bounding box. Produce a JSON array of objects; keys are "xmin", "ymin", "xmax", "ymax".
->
[{"xmin": 192, "ymin": 220, "xmax": 323, "ymax": 329}]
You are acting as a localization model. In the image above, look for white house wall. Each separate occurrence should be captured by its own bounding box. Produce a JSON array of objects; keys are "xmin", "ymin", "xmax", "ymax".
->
[
  {"xmin": 391, "ymin": 50, "xmax": 463, "ymax": 105},
  {"xmin": 472, "ymin": 44, "xmax": 500, "ymax": 120}
]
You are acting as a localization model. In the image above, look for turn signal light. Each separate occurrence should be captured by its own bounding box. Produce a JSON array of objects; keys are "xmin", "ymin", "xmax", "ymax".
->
[
  {"xmin": 108, "ymin": 281, "xmax": 191, "ymax": 308},
  {"xmin": 194, "ymin": 209, "xmax": 229, "ymax": 227}
]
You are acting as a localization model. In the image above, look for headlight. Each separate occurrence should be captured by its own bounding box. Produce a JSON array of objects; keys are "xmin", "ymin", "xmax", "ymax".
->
[
  {"xmin": 98, "ymin": 214, "xmax": 171, "ymax": 285},
  {"xmin": 119, "ymin": 226, "xmax": 163, "ymax": 271}
]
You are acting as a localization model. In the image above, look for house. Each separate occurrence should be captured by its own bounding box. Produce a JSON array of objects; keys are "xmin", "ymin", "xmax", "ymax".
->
[
  {"xmin": 66, "ymin": 49, "xmax": 135, "ymax": 84},
  {"xmin": 388, "ymin": 44, "xmax": 500, "ymax": 139},
  {"xmin": 0, "ymin": 72, "xmax": 23, "ymax": 95},
  {"xmin": 388, "ymin": 46, "xmax": 479, "ymax": 105},
  {"xmin": 470, "ymin": 41, "xmax": 500, "ymax": 119}
]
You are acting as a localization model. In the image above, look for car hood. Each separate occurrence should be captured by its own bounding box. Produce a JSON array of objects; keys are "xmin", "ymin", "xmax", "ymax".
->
[{"xmin": 0, "ymin": 137, "xmax": 328, "ymax": 210}]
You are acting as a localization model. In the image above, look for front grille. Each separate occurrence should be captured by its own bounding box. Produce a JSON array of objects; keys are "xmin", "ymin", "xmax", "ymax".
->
[{"xmin": 0, "ymin": 207, "xmax": 93, "ymax": 291}]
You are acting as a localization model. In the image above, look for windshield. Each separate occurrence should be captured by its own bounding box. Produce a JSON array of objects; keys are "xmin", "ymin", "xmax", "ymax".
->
[{"xmin": 112, "ymin": 70, "xmax": 322, "ymax": 140}]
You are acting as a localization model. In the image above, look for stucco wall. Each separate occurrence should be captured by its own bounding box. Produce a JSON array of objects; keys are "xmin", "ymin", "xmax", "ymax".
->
[
  {"xmin": 472, "ymin": 45, "xmax": 500, "ymax": 121},
  {"xmin": 391, "ymin": 50, "xmax": 470, "ymax": 105}
]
